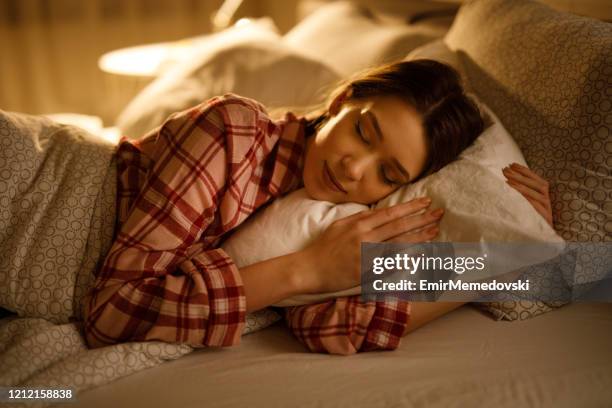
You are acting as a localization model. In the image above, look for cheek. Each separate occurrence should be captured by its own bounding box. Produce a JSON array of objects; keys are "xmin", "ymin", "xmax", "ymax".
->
[
  {"xmin": 358, "ymin": 183, "xmax": 398, "ymax": 205},
  {"xmin": 318, "ymin": 117, "xmax": 354, "ymax": 153},
  {"xmin": 302, "ymin": 143, "xmax": 324, "ymax": 196},
  {"xmin": 303, "ymin": 149, "xmax": 317, "ymax": 183}
]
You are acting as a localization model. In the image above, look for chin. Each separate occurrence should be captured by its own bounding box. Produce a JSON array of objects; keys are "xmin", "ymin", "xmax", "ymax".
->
[
  {"xmin": 302, "ymin": 177, "xmax": 332, "ymax": 202},
  {"xmin": 303, "ymin": 182, "xmax": 326, "ymax": 202}
]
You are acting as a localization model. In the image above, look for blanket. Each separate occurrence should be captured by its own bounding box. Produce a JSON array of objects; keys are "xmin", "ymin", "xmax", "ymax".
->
[{"xmin": 0, "ymin": 111, "xmax": 280, "ymax": 405}]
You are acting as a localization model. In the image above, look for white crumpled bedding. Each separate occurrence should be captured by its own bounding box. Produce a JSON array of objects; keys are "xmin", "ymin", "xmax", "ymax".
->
[{"xmin": 0, "ymin": 110, "xmax": 280, "ymax": 406}]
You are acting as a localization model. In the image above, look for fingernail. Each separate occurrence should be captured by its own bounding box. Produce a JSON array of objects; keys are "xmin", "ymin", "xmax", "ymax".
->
[
  {"xmin": 431, "ymin": 208, "xmax": 444, "ymax": 218},
  {"xmin": 420, "ymin": 197, "xmax": 432, "ymax": 205},
  {"xmin": 427, "ymin": 226, "xmax": 439, "ymax": 235}
]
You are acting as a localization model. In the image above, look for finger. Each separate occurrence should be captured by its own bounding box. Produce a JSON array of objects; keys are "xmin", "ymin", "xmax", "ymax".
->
[
  {"xmin": 369, "ymin": 208, "xmax": 444, "ymax": 242},
  {"xmin": 359, "ymin": 197, "xmax": 432, "ymax": 229},
  {"xmin": 509, "ymin": 163, "xmax": 547, "ymax": 183},
  {"xmin": 508, "ymin": 163, "xmax": 549, "ymax": 191},
  {"xmin": 515, "ymin": 187, "xmax": 551, "ymax": 221},
  {"xmin": 502, "ymin": 167, "xmax": 544, "ymax": 194},
  {"xmin": 529, "ymin": 199, "xmax": 553, "ymax": 228},
  {"xmin": 387, "ymin": 219, "xmax": 438, "ymax": 237},
  {"xmin": 506, "ymin": 180, "xmax": 549, "ymax": 207},
  {"xmin": 528, "ymin": 197, "xmax": 548, "ymax": 217},
  {"xmin": 336, "ymin": 208, "xmax": 375, "ymax": 224},
  {"xmin": 385, "ymin": 224, "xmax": 439, "ymax": 243},
  {"xmin": 530, "ymin": 198, "xmax": 553, "ymax": 225}
]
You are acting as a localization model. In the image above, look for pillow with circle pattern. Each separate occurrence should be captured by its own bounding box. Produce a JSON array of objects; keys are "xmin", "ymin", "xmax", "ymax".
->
[{"xmin": 441, "ymin": 0, "xmax": 612, "ymax": 320}]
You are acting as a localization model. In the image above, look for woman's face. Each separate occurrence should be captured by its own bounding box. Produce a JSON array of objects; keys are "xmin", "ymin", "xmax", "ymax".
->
[{"xmin": 303, "ymin": 95, "xmax": 428, "ymax": 205}]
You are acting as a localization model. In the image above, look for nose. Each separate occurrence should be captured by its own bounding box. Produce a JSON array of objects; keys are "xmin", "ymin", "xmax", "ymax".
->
[{"xmin": 341, "ymin": 153, "xmax": 376, "ymax": 182}]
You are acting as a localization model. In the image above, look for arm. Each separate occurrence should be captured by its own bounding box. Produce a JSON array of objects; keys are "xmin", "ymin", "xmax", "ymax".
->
[
  {"xmin": 281, "ymin": 201, "xmax": 462, "ymax": 355},
  {"xmin": 284, "ymin": 299, "xmax": 466, "ymax": 355},
  {"xmin": 284, "ymin": 298, "xmax": 411, "ymax": 355},
  {"xmin": 83, "ymin": 104, "xmax": 230, "ymax": 348},
  {"xmin": 83, "ymin": 97, "xmax": 289, "ymax": 349},
  {"xmin": 240, "ymin": 250, "xmax": 316, "ymax": 313},
  {"xmin": 403, "ymin": 301, "xmax": 467, "ymax": 334},
  {"xmin": 284, "ymin": 163, "xmax": 551, "ymax": 354}
]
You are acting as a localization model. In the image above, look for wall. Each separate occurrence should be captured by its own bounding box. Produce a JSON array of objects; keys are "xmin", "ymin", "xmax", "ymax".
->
[
  {"xmin": 0, "ymin": 0, "xmax": 608, "ymax": 125},
  {"xmin": 0, "ymin": 0, "xmax": 225, "ymax": 123}
]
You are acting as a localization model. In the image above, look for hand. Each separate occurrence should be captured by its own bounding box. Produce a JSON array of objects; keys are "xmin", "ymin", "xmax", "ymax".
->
[
  {"xmin": 300, "ymin": 197, "xmax": 444, "ymax": 293},
  {"xmin": 502, "ymin": 162, "xmax": 554, "ymax": 228}
]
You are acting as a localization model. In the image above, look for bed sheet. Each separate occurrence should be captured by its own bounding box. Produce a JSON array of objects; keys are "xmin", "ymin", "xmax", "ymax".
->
[{"xmin": 61, "ymin": 302, "xmax": 612, "ymax": 408}]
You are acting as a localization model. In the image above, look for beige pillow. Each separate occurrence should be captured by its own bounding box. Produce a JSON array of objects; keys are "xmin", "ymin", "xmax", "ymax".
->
[
  {"xmin": 221, "ymin": 98, "xmax": 564, "ymax": 307},
  {"xmin": 283, "ymin": 1, "xmax": 449, "ymax": 77},
  {"xmin": 441, "ymin": 0, "xmax": 612, "ymax": 320},
  {"xmin": 116, "ymin": 21, "xmax": 340, "ymax": 139}
]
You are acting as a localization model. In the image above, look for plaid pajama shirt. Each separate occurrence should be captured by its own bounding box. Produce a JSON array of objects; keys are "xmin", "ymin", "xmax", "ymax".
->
[{"xmin": 82, "ymin": 94, "xmax": 411, "ymax": 355}]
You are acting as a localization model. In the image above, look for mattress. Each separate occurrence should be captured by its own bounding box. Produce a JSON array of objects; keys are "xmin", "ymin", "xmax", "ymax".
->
[{"xmin": 64, "ymin": 302, "xmax": 612, "ymax": 408}]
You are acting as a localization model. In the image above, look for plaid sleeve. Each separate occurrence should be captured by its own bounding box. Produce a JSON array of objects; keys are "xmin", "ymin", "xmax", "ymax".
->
[
  {"xmin": 284, "ymin": 297, "xmax": 411, "ymax": 355},
  {"xmin": 83, "ymin": 98, "xmax": 253, "ymax": 349}
]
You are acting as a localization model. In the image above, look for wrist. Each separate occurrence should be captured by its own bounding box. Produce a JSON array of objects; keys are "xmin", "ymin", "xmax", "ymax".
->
[
  {"xmin": 240, "ymin": 248, "xmax": 320, "ymax": 312},
  {"xmin": 288, "ymin": 248, "xmax": 321, "ymax": 294}
]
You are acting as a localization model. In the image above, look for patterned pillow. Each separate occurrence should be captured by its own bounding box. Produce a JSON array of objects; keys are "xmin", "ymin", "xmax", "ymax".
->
[
  {"xmin": 0, "ymin": 111, "xmax": 281, "ymax": 335},
  {"xmin": 0, "ymin": 111, "xmax": 117, "ymax": 324},
  {"xmin": 445, "ymin": 0, "xmax": 611, "ymax": 243},
  {"xmin": 440, "ymin": 0, "xmax": 612, "ymax": 320}
]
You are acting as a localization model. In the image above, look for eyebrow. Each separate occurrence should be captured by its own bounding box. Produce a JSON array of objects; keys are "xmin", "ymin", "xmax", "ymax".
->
[{"xmin": 364, "ymin": 110, "xmax": 412, "ymax": 182}]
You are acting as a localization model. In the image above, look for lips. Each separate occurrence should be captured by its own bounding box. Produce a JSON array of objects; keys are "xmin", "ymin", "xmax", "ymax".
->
[{"xmin": 323, "ymin": 161, "xmax": 347, "ymax": 193}]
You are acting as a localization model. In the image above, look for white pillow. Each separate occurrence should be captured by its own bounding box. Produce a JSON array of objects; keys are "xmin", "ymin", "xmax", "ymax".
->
[
  {"xmin": 283, "ymin": 1, "xmax": 449, "ymax": 77},
  {"xmin": 221, "ymin": 99, "xmax": 564, "ymax": 307},
  {"xmin": 375, "ymin": 101, "xmax": 559, "ymax": 242},
  {"xmin": 222, "ymin": 190, "xmax": 367, "ymax": 305},
  {"xmin": 116, "ymin": 19, "xmax": 340, "ymax": 139}
]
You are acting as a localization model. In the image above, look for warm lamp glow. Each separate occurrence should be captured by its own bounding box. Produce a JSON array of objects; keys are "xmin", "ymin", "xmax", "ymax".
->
[
  {"xmin": 97, "ymin": 17, "xmax": 261, "ymax": 78},
  {"xmin": 98, "ymin": 42, "xmax": 174, "ymax": 77}
]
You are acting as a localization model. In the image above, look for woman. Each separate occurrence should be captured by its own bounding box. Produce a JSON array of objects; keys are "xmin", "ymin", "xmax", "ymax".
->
[{"xmin": 83, "ymin": 59, "xmax": 554, "ymax": 354}]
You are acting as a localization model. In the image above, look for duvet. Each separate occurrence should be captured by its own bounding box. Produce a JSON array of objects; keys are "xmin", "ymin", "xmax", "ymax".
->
[{"xmin": 0, "ymin": 111, "xmax": 277, "ymax": 403}]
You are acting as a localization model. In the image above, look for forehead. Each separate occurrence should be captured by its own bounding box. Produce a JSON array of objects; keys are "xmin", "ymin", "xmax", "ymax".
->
[{"xmin": 356, "ymin": 96, "xmax": 427, "ymax": 178}]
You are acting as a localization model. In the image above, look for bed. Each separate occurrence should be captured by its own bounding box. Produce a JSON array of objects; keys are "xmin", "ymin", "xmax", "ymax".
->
[
  {"xmin": 63, "ymin": 302, "xmax": 612, "ymax": 408},
  {"xmin": 1, "ymin": 0, "xmax": 611, "ymax": 407}
]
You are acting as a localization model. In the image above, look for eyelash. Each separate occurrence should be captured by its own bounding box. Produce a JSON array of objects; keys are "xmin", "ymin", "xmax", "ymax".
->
[
  {"xmin": 354, "ymin": 118, "xmax": 397, "ymax": 186},
  {"xmin": 379, "ymin": 166, "xmax": 396, "ymax": 186},
  {"xmin": 354, "ymin": 120, "xmax": 369, "ymax": 144}
]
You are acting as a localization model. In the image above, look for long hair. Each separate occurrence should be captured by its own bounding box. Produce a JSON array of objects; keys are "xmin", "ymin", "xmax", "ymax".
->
[{"xmin": 304, "ymin": 59, "xmax": 487, "ymax": 182}]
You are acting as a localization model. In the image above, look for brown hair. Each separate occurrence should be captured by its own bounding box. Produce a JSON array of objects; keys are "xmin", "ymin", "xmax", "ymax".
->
[{"xmin": 305, "ymin": 59, "xmax": 487, "ymax": 182}]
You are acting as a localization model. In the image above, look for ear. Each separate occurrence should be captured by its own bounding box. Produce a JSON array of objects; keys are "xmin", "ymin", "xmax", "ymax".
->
[{"xmin": 328, "ymin": 87, "xmax": 352, "ymax": 116}]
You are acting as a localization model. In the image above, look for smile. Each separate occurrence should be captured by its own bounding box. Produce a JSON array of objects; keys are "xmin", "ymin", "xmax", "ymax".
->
[{"xmin": 323, "ymin": 161, "xmax": 347, "ymax": 193}]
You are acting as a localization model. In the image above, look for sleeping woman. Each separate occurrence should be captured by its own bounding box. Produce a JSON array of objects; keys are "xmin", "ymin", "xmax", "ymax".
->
[{"xmin": 83, "ymin": 59, "xmax": 554, "ymax": 354}]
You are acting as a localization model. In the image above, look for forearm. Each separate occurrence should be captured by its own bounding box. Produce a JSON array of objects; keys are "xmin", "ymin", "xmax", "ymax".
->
[
  {"xmin": 84, "ymin": 248, "xmax": 249, "ymax": 348},
  {"xmin": 404, "ymin": 301, "xmax": 467, "ymax": 334},
  {"xmin": 240, "ymin": 250, "xmax": 316, "ymax": 313}
]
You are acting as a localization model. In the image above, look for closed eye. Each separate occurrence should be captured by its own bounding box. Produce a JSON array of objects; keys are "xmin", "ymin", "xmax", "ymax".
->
[
  {"xmin": 380, "ymin": 166, "xmax": 400, "ymax": 186},
  {"xmin": 354, "ymin": 119, "xmax": 370, "ymax": 145},
  {"xmin": 356, "ymin": 116, "xmax": 400, "ymax": 186}
]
